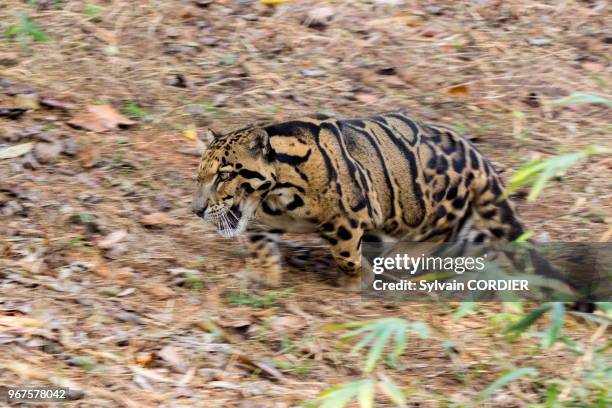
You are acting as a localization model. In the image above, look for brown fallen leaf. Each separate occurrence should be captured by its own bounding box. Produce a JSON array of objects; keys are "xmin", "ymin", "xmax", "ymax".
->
[
  {"xmin": 0, "ymin": 315, "xmax": 44, "ymax": 328},
  {"xmin": 33, "ymin": 142, "xmax": 62, "ymax": 163},
  {"xmin": 260, "ymin": 0, "xmax": 291, "ymax": 6},
  {"xmin": 446, "ymin": 85, "xmax": 470, "ymax": 97},
  {"xmin": 383, "ymin": 75, "xmax": 406, "ymax": 88},
  {"xmin": 98, "ymin": 229, "xmax": 128, "ymax": 249},
  {"xmin": 135, "ymin": 352, "xmax": 155, "ymax": 367},
  {"xmin": 68, "ymin": 105, "xmax": 135, "ymax": 132},
  {"xmin": 40, "ymin": 98, "xmax": 76, "ymax": 111},
  {"xmin": 250, "ymin": 308, "xmax": 277, "ymax": 318},
  {"xmin": 419, "ymin": 28, "xmax": 444, "ymax": 38},
  {"xmin": 269, "ymin": 315, "xmax": 306, "ymax": 334},
  {"xmin": 0, "ymin": 51, "xmax": 19, "ymax": 67},
  {"xmin": 140, "ymin": 212, "xmax": 182, "ymax": 227},
  {"xmin": 158, "ymin": 345, "xmax": 188, "ymax": 373},
  {"xmin": 368, "ymin": 14, "xmax": 424, "ymax": 27},
  {"xmin": 235, "ymin": 354, "xmax": 284, "ymax": 381},
  {"xmin": 14, "ymin": 93, "xmax": 40, "ymax": 110},
  {"xmin": 305, "ymin": 7, "xmax": 335, "ymax": 29},
  {"xmin": 193, "ymin": 318, "xmax": 238, "ymax": 343},
  {"xmin": 582, "ymin": 62, "xmax": 604, "ymax": 73},
  {"xmin": 129, "ymin": 365, "xmax": 173, "ymax": 383},
  {"xmin": 92, "ymin": 27, "xmax": 118, "ymax": 45},
  {"xmin": 217, "ymin": 318, "xmax": 252, "ymax": 329},
  {"xmin": 355, "ymin": 92, "xmax": 378, "ymax": 104},
  {"xmin": 0, "ymin": 142, "xmax": 33, "ymax": 160},
  {"xmin": 78, "ymin": 146, "xmax": 100, "ymax": 168},
  {"xmin": 144, "ymin": 283, "xmax": 175, "ymax": 300},
  {"xmin": 206, "ymin": 381, "xmax": 241, "ymax": 390}
]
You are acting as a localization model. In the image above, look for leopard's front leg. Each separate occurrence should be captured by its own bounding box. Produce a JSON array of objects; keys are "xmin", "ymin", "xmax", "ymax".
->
[
  {"xmin": 245, "ymin": 231, "xmax": 283, "ymax": 287},
  {"xmin": 320, "ymin": 222, "xmax": 364, "ymax": 290}
]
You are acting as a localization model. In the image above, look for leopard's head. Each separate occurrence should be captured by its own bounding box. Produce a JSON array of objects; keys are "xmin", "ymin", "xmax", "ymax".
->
[{"xmin": 192, "ymin": 126, "xmax": 275, "ymax": 237}]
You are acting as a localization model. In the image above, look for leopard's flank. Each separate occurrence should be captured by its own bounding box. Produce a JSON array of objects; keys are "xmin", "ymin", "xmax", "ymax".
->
[{"xmin": 192, "ymin": 112, "xmax": 525, "ymax": 288}]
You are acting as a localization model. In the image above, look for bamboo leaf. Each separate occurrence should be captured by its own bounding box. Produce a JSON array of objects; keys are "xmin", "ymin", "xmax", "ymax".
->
[
  {"xmin": 391, "ymin": 325, "xmax": 407, "ymax": 362},
  {"xmin": 547, "ymin": 92, "xmax": 612, "ymax": 107},
  {"xmin": 508, "ymin": 146, "xmax": 609, "ymax": 201},
  {"xmin": 453, "ymin": 302, "xmax": 477, "ymax": 320},
  {"xmin": 542, "ymin": 303, "xmax": 565, "ymax": 348},
  {"xmin": 569, "ymin": 311, "xmax": 612, "ymax": 326},
  {"xmin": 409, "ymin": 321, "xmax": 430, "ymax": 338},
  {"xmin": 357, "ymin": 380, "xmax": 375, "ymax": 408},
  {"xmin": 318, "ymin": 380, "xmax": 373, "ymax": 408},
  {"xmin": 351, "ymin": 327, "xmax": 382, "ymax": 354},
  {"xmin": 378, "ymin": 376, "xmax": 406, "ymax": 407},
  {"xmin": 364, "ymin": 327, "xmax": 392, "ymax": 372},
  {"xmin": 506, "ymin": 303, "xmax": 552, "ymax": 336},
  {"xmin": 480, "ymin": 367, "xmax": 538, "ymax": 400}
]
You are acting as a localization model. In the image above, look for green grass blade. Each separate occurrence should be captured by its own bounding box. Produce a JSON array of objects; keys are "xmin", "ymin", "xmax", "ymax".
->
[
  {"xmin": 391, "ymin": 325, "xmax": 407, "ymax": 362},
  {"xmin": 509, "ymin": 160, "xmax": 546, "ymax": 190},
  {"xmin": 351, "ymin": 327, "xmax": 382, "ymax": 354},
  {"xmin": 506, "ymin": 303, "xmax": 552, "ymax": 336},
  {"xmin": 542, "ymin": 303, "xmax": 565, "ymax": 348},
  {"xmin": 527, "ymin": 165, "xmax": 557, "ymax": 201},
  {"xmin": 544, "ymin": 383, "xmax": 560, "ymax": 408},
  {"xmin": 364, "ymin": 327, "xmax": 393, "ymax": 372},
  {"xmin": 378, "ymin": 377, "xmax": 406, "ymax": 407},
  {"xmin": 480, "ymin": 367, "xmax": 538, "ymax": 400}
]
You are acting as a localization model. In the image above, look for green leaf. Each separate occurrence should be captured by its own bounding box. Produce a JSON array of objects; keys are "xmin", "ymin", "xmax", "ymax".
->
[
  {"xmin": 542, "ymin": 303, "xmax": 564, "ymax": 348},
  {"xmin": 350, "ymin": 327, "xmax": 380, "ymax": 354},
  {"xmin": 121, "ymin": 102, "xmax": 147, "ymax": 119},
  {"xmin": 595, "ymin": 302, "xmax": 612, "ymax": 320},
  {"xmin": 318, "ymin": 380, "xmax": 374, "ymax": 408},
  {"xmin": 453, "ymin": 302, "xmax": 476, "ymax": 320},
  {"xmin": 378, "ymin": 376, "xmax": 406, "ymax": 407},
  {"xmin": 365, "ymin": 327, "xmax": 393, "ymax": 372},
  {"xmin": 544, "ymin": 383, "xmax": 560, "ymax": 408},
  {"xmin": 391, "ymin": 325, "xmax": 407, "ymax": 363},
  {"xmin": 357, "ymin": 380, "xmax": 375, "ymax": 408},
  {"xmin": 3, "ymin": 12, "xmax": 48, "ymax": 42},
  {"xmin": 569, "ymin": 311, "xmax": 612, "ymax": 326},
  {"xmin": 409, "ymin": 321, "xmax": 430, "ymax": 338},
  {"xmin": 479, "ymin": 367, "xmax": 538, "ymax": 400},
  {"xmin": 513, "ymin": 231, "xmax": 534, "ymax": 243},
  {"xmin": 547, "ymin": 92, "xmax": 612, "ymax": 107},
  {"xmin": 508, "ymin": 146, "xmax": 610, "ymax": 201},
  {"xmin": 506, "ymin": 303, "xmax": 552, "ymax": 337},
  {"xmin": 332, "ymin": 318, "xmax": 428, "ymax": 373},
  {"xmin": 83, "ymin": 5, "xmax": 102, "ymax": 18},
  {"xmin": 23, "ymin": 21, "xmax": 48, "ymax": 41}
]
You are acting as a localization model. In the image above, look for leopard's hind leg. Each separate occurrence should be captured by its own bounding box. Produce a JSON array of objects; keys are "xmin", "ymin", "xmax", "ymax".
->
[{"xmin": 472, "ymin": 168, "xmax": 571, "ymax": 284}]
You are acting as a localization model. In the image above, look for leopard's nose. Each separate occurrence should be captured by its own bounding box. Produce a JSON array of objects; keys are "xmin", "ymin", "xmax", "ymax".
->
[{"xmin": 192, "ymin": 204, "xmax": 207, "ymax": 219}]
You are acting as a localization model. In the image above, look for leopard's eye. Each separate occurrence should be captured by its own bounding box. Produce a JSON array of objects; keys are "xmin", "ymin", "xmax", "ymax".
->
[{"xmin": 218, "ymin": 171, "xmax": 232, "ymax": 181}]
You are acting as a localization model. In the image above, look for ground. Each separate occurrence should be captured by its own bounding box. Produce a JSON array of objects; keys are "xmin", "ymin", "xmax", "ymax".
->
[{"xmin": 0, "ymin": 1, "xmax": 610, "ymax": 407}]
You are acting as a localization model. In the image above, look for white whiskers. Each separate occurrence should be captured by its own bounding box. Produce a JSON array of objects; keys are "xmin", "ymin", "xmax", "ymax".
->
[{"xmin": 204, "ymin": 202, "xmax": 255, "ymax": 238}]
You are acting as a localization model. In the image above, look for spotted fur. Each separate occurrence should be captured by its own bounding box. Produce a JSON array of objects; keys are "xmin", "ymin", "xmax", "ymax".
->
[{"xmin": 192, "ymin": 111, "xmax": 526, "ymax": 288}]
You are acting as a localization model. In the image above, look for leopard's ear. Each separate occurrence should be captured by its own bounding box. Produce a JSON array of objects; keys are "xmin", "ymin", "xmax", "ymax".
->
[
  {"xmin": 206, "ymin": 128, "xmax": 221, "ymax": 140},
  {"xmin": 247, "ymin": 127, "xmax": 270, "ymax": 157}
]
